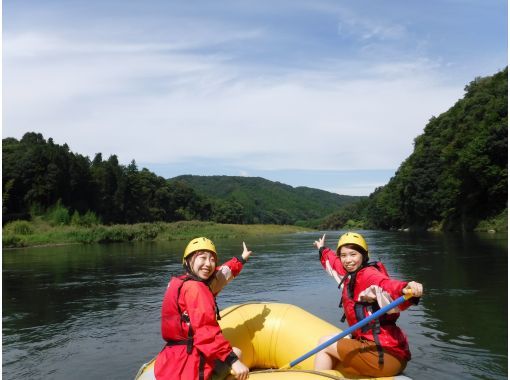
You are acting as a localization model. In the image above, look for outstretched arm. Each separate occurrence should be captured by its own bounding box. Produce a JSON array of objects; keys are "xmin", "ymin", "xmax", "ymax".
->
[
  {"xmin": 314, "ymin": 234, "xmax": 347, "ymax": 284},
  {"xmin": 358, "ymin": 270, "xmax": 423, "ymax": 312},
  {"xmin": 209, "ymin": 242, "xmax": 252, "ymax": 295}
]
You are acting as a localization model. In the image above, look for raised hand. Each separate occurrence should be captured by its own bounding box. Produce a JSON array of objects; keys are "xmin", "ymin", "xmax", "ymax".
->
[
  {"xmin": 241, "ymin": 242, "xmax": 252, "ymax": 262},
  {"xmin": 313, "ymin": 234, "xmax": 326, "ymax": 249}
]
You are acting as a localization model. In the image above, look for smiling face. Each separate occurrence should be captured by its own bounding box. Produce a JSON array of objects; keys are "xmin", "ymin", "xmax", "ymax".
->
[
  {"xmin": 339, "ymin": 246, "xmax": 364, "ymax": 273},
  {"xmin": 190, "ymin": 250, "xmax": 217, "ymax": 280}
]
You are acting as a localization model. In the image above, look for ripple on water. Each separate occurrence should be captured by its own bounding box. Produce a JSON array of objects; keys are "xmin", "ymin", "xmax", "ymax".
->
[{"xmin": 3, "ymin": 234, "xmax": 507, "ymax": 380}]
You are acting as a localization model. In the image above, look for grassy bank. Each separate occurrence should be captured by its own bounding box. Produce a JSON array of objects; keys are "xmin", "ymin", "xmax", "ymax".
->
[
  {"xmin": 2, "ymin": 219, "xmax": 313, "ymax": 249},
  {"xmin": 474, "ymin": 208, "xmax": 508, "ymax": 233}
]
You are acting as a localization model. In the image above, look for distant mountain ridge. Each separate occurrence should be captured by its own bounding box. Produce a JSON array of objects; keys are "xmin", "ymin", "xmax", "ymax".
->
[{"xmin": 171, "ymin": 175, "xmax": 363, "ymax": 225}]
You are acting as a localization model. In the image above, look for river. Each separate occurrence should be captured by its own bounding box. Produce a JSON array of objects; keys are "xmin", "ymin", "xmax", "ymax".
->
[{"xmin": 2, "ymin": 230, "xmax": 507, "ymax": 379}]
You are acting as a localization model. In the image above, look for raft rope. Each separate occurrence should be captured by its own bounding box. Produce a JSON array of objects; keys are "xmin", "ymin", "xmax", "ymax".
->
[{"xmin": 252, "ymin": 368, "xmax": 350, "ymax": 379}]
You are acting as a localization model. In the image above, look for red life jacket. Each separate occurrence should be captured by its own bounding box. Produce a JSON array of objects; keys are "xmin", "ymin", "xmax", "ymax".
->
[
  {"xmin": 340, "ymin": 263, "xmax": 411, "ymax": 362},
  {"xmin": 319, "ymin": 247, "xmax": 416, "ymax": 363},
  {"xmin": 155, "ymin": 275, "xmax": 233, "ymax": 380}
]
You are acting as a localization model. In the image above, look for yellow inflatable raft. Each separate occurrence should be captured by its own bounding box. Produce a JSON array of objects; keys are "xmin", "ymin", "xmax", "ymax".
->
[{"xmin": 135, "ymin": 303, "xmax": 412, "ymax": 380}]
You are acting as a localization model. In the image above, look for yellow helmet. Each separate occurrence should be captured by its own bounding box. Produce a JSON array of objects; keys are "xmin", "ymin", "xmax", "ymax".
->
[
  {"xmin": 182, "ymin": 237, "xmax": 217, "ymax": 264},
  {"xmin": 336, "ymin": 232, "xmax": 369, "ymax": 256}
]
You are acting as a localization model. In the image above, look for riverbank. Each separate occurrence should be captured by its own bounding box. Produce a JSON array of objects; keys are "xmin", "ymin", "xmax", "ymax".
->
[{"xmin": 2, "ymin": 219, "xmax": 313, "ymax": 249}]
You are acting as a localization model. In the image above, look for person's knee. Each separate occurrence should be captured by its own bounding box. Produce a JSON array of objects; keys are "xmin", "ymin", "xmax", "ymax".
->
[
  {"xmin": 319, "ymin": 335, "xmax": 342, "ymax": 358},
  {"xmin": 318, "ymin": 334, "xmax": 337, "ymax": 346}
]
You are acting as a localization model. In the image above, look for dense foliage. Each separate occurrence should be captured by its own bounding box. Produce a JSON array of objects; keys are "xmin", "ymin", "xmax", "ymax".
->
[
  {"xmin": 322, "ymin": 68, "xmax": 508, "ymax": 231},
  {"xmin": 171, "ymin": 175, "xmax": 362, "ymax": 225},
  {"xmin": 2, "ymin": 134, "xmax": 210, "ymax": 225},
  {"xmin": 2, "ymin": 136, "xmax": 361, "ymax": 226}
]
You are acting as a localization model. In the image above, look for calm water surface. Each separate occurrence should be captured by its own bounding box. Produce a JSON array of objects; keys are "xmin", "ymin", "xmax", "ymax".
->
[{"xmin": 3, "ymin": 231, "xmax": 508, "ymax": 379}]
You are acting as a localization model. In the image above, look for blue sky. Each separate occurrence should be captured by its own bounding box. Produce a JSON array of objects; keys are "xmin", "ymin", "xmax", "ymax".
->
[{"xmin": 3, "ymin": 1, "xmax": 507, "ymax": 195}]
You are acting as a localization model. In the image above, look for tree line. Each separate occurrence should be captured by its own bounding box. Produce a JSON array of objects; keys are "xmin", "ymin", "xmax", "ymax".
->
[
  {"xmin": 2, "ymin": 134, "xmax": 360, "ymax": 226},
  {"xmin": 3, "ymin": 133, "xmax": 212, "ymax": 225}
]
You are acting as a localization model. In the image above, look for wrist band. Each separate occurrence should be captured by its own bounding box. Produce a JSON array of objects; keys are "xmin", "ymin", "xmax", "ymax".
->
[{"xmin": 225, "ymin": 351, "xmax": 238, "ymax": 366}]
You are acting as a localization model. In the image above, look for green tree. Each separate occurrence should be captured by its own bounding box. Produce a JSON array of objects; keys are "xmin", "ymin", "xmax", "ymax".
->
[{"xmin": 362, "ymin": 67, "xmax": 507, "ymax": 231}]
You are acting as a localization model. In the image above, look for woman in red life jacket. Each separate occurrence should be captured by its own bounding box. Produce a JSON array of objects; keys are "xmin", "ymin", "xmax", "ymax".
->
[
  {"xmin": 312, "ymin": 232, "xmax": 423, "ymax": 378},
  {"xmin": 155, "ymin": 237, "xmax": 251, "ymax": 380}
]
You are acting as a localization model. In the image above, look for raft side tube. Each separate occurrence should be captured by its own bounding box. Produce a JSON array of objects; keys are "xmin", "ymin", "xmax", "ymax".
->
[
  {"xmin": 219, "ymin": 303, "xmax": 342, "ymax": 370},
  {"xmin": 135, "ymin": 303, "xmax": 413, "ymax": 380}
]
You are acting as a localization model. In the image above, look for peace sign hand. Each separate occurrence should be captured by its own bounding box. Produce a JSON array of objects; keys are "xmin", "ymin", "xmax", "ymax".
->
[{"xmin": 313, "ymin": 234, "xmax": 326, "ymax": 249}]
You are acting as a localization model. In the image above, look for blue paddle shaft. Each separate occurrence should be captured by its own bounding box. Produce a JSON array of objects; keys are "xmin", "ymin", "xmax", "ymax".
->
[{"xmin": 288, "ymin": 295, "xmax": 408, "ymax": 368}]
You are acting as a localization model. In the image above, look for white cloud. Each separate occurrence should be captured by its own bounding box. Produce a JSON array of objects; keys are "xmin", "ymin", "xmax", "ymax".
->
[
  {"xmin": 337, "ymin": 15, "xmax": 407, "ymax": 42},
  {"xmin": 3, "ymin": 30, "xmax": 463, "ymax": 172},
  {"xmin": 3, "ymin": 1, "xmax": 506, "ymax": 196}
]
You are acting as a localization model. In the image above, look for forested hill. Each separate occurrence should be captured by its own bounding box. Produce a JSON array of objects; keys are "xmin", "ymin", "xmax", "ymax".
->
[
  {"xmin": 2, "ymin": 133, "xmax": 361, "ymax": 226},
  {"xmin": 323, "ymin": 67, "xmax": 508, "ymax": 231},
  {"xmin": 171, "ymin": 175, "xmax": 362, "ymax": 225}
]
